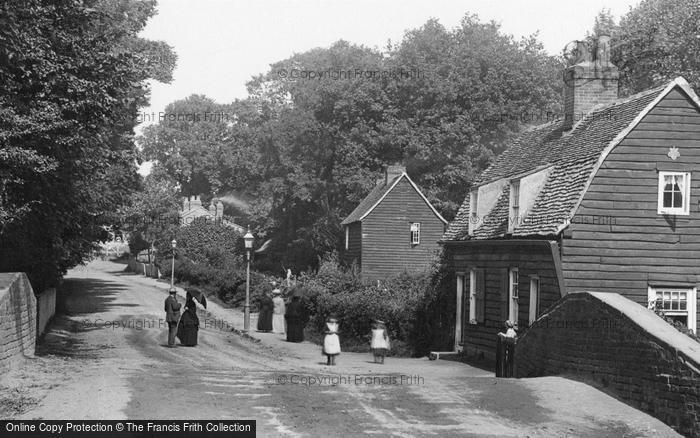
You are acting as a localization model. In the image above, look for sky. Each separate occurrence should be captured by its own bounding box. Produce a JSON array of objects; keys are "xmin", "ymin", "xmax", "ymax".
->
[{"xmin": 136, "ymin": 0, "xmax": 641, "ymax": 174}]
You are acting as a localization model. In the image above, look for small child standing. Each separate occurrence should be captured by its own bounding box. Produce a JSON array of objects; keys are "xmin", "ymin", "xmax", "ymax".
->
[
  {"xmin": 370, "ymin": 319, "xmax": 390, "ymax": 364},
  {"xmin": 322, "ymin": 315, "xmax": 341, "ymax": 366}
]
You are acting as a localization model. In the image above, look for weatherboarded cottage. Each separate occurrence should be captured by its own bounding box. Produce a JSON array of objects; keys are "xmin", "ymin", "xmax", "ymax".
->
[
  {"xmin": 442, "ymin": 36, "xmax": 700, "ymax": 358},
  {"xmin": 341, "ymin": 165, "xmax": 447, "ymax": 280}
]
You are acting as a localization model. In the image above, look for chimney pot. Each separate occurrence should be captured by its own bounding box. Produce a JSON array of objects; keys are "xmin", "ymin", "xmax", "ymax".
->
[
  {"xmin": 562, "ymin": 37, "xmax": 618, "ymax": 130},
  {"xmin": 596, "ymin": 35, "xmax": 611, "ymax": 64}
]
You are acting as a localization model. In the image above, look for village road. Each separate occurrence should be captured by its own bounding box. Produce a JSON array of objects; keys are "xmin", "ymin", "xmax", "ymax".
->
[{"xmin": 0, "ymin": 260, "xmax": 682, "ymax": 437}]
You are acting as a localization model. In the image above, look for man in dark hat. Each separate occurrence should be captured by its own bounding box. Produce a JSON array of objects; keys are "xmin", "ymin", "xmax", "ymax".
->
[{"xmin": 164, "ymin": 288, "xmax": 181, "ymax": 347}]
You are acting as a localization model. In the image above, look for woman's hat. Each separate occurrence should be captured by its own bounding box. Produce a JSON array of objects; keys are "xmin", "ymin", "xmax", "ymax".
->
[
  {"xmin": 504, "ymin": 320, "xmax": 514, "ymax": 328},
  {"xmin": 272, "ymin": 289, "xmax": 281, "ymax": 295},
  {"xmin": 375, "ymin": 319, "xmax": 385, "ymax": 324}
]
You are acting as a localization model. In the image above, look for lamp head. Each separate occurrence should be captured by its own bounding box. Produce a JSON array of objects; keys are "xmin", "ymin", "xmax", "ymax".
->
[{"xmin": 243, "ymin": 227, "xmax": 254, "ymax": 250}]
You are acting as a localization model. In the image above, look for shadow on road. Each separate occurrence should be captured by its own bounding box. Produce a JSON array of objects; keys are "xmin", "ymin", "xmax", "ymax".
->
[{"xmin": 59, "ymin": 278, "xmax": 139, "ymax": 315}]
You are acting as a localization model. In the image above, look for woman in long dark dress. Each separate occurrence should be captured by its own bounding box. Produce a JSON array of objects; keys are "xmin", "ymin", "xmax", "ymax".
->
[
  {"xmin": 177, "ymin": 292, "xmax": 199, "ymax": 346},
  {"xmin": 257, "ymin": 292, "xmax": 273, "ymax": 332},
  {"xmin": 285, "ymin": 295, "xmax": 307, "ymax": 342}
]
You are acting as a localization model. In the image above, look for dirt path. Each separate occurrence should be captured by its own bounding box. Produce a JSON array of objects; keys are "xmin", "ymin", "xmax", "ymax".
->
[{"xmin": 0, "ymin": 261, "xmax": 681, "ymax": 437}]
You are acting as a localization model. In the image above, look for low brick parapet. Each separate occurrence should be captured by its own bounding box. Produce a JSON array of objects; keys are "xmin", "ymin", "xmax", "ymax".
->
[{"xmin": 515, "ymin": 291, "xmax": 700, "ymax": 437}]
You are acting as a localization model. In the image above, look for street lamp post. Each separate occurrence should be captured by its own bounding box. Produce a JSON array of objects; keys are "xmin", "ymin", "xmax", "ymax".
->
[
  {"xmin": 243, "ymin": 227, "xmax": 254, "ymax": 332},
  {"xmin": 170, "ymin": 239, "xmax": 177, "ymax": 292}
]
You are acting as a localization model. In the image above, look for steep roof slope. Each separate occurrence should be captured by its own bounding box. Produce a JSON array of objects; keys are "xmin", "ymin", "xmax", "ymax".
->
[
  {"xmin": 342, "ymin": 173, "xmax": 447, "ymax": 226},
  {"xmin": 443, "ymin": 78, "xmax": 699, "ymax": 241}
]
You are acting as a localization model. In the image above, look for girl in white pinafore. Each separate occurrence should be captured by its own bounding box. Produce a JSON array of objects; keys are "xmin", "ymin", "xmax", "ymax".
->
[
  {"xmin": 370, "ymin": 319, "xmax": 390, "ymax": 364},
  {"xmin": 322, "ymin": 316, "xmax": 341, "ymax": 365}
]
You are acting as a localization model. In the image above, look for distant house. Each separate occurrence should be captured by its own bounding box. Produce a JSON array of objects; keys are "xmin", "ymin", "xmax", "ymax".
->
[
  {"xmin": 341, "ymin": 165, "xmax": 447, "ymax": 280},
  {"xmin": 180, "ymin": 195, "xmax": 245, "ymax": 234},
  {"xmin": 441, "ymin": 36, "xmax": 700, "ymax": 359}
]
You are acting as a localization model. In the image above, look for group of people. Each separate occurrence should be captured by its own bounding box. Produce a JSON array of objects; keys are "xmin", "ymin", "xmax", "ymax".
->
[
  {"xmin": 256, "ymin": 281, "xmax": 308, "ymax": 343},
  {"xmin": 164, "ymin": 281, "xmax": 392, "ymax": 366},
  {"xmin": 164, "ymin": 288, "xmax": 206, "ymax": 347},
  {"xmin": 320, "ymin": 316, "xmax": 391, "ymax": 366}
]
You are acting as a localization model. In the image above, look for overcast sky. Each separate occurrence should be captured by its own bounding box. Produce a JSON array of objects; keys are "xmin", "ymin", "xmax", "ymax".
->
[{"xmin": 136, "ymin": 0, "xmax": 641, "ymax": 173}]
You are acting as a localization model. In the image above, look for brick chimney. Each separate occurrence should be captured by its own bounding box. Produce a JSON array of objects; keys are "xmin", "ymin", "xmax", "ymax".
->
[
  {"xmin": 385, "ymin": 164, "xmax": 405, "ymax": 185},
  {"xmin": 563, "ymin": 35, "xmax": 619, "ymax": 130}
]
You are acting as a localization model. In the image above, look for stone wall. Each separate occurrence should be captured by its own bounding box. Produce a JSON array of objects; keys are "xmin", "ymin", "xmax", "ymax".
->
[
  {"xmin": 515, "ymin": 291, "xmax": 700, "ymax": 437},
  {"xmin": 0, "ymin": 273, "xmax": 37, "ymax": 371},
  {"xmin": 36, "ymin": 287, "xmax": 56, "ymax": 337}
]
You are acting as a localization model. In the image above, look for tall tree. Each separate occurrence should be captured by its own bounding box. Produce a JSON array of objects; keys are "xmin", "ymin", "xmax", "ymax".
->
[
  {"xmin": 384, "ymin": 16, "xmax": 562, "ymax": 215},
  {"xmin": 117, "ymin": 167, "xmax": 180, "ymax": 261},
  {"xmin": 138, "ymin": 15, "xmax": 563, "ymax": 272},
  {"xmin": 0, "ymin": 0, "xmax": 175, "ymax": 289},
  {"xmin": 603, "ymin": 0, "xmax": 700, "ymax": 94},
  {"xmin": 141, "ymin": 96, "xmax": 230, "ymax": 197}
]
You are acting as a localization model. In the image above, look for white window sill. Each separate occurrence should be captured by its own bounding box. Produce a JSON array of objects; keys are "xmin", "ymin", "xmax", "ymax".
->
[{"xmin": 658, "ymin": 209, "xmax": 689, "ymax": 216}]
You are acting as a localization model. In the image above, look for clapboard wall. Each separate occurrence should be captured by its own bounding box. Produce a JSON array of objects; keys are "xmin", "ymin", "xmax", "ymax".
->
[
  {"xmin": 360, "ymin": 178, "xmax": 445, "ymax": 280},
  {"xmin": 444, "ymin": 241, "xmax": 562, "ymax": 359},
  {"xmin": 563, "ymin": 86, "xmax": 700, "ymax": 331}
]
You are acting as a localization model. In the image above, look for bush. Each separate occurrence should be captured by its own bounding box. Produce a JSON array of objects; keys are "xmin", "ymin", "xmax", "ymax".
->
[
  {"xmin": 297, "ymin": 253, "xmax": 451, "ymax": 357},
  {"xmin": 155, "ymin": 217, "xmax": 244, "ymax": 269},
  {"xmin": 162, "ymin": 252, "xmax": 285, "ymax": 311}
]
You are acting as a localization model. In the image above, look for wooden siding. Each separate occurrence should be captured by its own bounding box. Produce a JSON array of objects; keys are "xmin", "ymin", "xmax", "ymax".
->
[
  {"xmin": 342, "ymin": 222, "xmax": 362, "ymax": 268},
  {"xmin": 360, "ymin": 178, "xmax": 445, "ymax": 280},
  {"xmin": 563, "ymin": 87, "xmax": 700, "ymax": 331},
  {"xmin": 446, "ymin": 242, "xmax": 562, "ymax": 358}
]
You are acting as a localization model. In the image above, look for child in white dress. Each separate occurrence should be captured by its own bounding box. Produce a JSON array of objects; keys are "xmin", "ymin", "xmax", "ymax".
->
[
  {"xmin": 322, "ymin": 315, "xmax": 341, "ymax": 365},
  {"xmin": 370, "ymin": 319, "xmax": 390, "ymax": 364}
]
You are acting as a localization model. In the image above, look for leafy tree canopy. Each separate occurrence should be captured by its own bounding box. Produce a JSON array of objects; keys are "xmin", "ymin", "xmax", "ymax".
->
[
  {"xmin": 587, "ymin": 1, "xmax": 700, "ymax": 94},
  {"xmin": 142, "ymin": 14, "xmax": 562, "ymax": 272},
  {"xmin": 0, "ymin": 0, "xmax": 176, "ymax": 289}
]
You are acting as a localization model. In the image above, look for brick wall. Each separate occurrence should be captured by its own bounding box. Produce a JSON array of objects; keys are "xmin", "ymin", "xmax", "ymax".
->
[
  {"xmin": 515, "ymin": 291, "xmax": 700, "ymax": 437},
  {"xmin": 0, "ymin": 272, "xmax": 37, "ymax": 371}
]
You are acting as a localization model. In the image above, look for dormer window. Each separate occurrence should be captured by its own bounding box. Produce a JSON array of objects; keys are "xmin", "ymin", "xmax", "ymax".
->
[
  {"xmin": 468, "ymin": 190, "xmax": 478, "ymax": 236},
  {"xmin": 508, "ymin": 180, "xmax": 520, "ymax": 232},
  {"xmin": 658, "ymin": 171, "xmax": 690, "ymax": 215}
]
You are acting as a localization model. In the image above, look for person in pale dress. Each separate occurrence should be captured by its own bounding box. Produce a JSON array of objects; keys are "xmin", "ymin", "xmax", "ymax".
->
[
  {"xmin": 370, "ymin": 319, "xmax": 390, "ymax": 364},
  {"xmin": 322, "ymin": 315, "xmax": 341, "ymax": 365},
  {"xmin": 271, "ymin": 284, "xmax": 286, "ymax": 335}
]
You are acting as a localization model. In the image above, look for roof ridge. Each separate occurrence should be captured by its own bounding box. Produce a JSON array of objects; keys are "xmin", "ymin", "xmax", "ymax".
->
[{"xmin": 592, "ymin": 83, "xmax": 667, "ymax": 113}]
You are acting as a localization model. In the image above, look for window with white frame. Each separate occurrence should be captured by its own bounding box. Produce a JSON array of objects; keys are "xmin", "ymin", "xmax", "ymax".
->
[
  {"xmin": 509, "ymin": 267, "xmax": 519, "ymax": 327},
  {"xmin": 345, "ymin": 226, "xmax": 349, "ymax": 250},
  {"xmin": 658, "ymin": 171, "xmax": 690, "ymax": 215},
  {"xmin": 469, "ymin": 269, "xmax": 477, "ymax": 324},
  {"xmin": 648, "ymin": 287, "xmax": 697, "ymax": 334},
  {"xmin": 468, "ymin": 190, "xmax": 479, "ymax": 236},
  {"xmin": 508, "ymin": 180, "xmax": 520, "ymax": 232},
  {"xmin": 529, "ymin": 276, "xmax": 540, "ymax": 325},
  {"xmin": 410, "ymin": 222, "xmax": 421, "ymax": 245}
]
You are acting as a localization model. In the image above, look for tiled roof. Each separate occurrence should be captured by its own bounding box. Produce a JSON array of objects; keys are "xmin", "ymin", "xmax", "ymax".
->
[
  {"xmin": 444, "ymin": 83, "xmax": 669, "ymax": 241},
  {"xmin": 341, "ymin": 175, "xmax": 402, "ymax": 225},
  {"xmin": 342, "ymin": 173, "xmax": 448, "ymax": 226}
]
